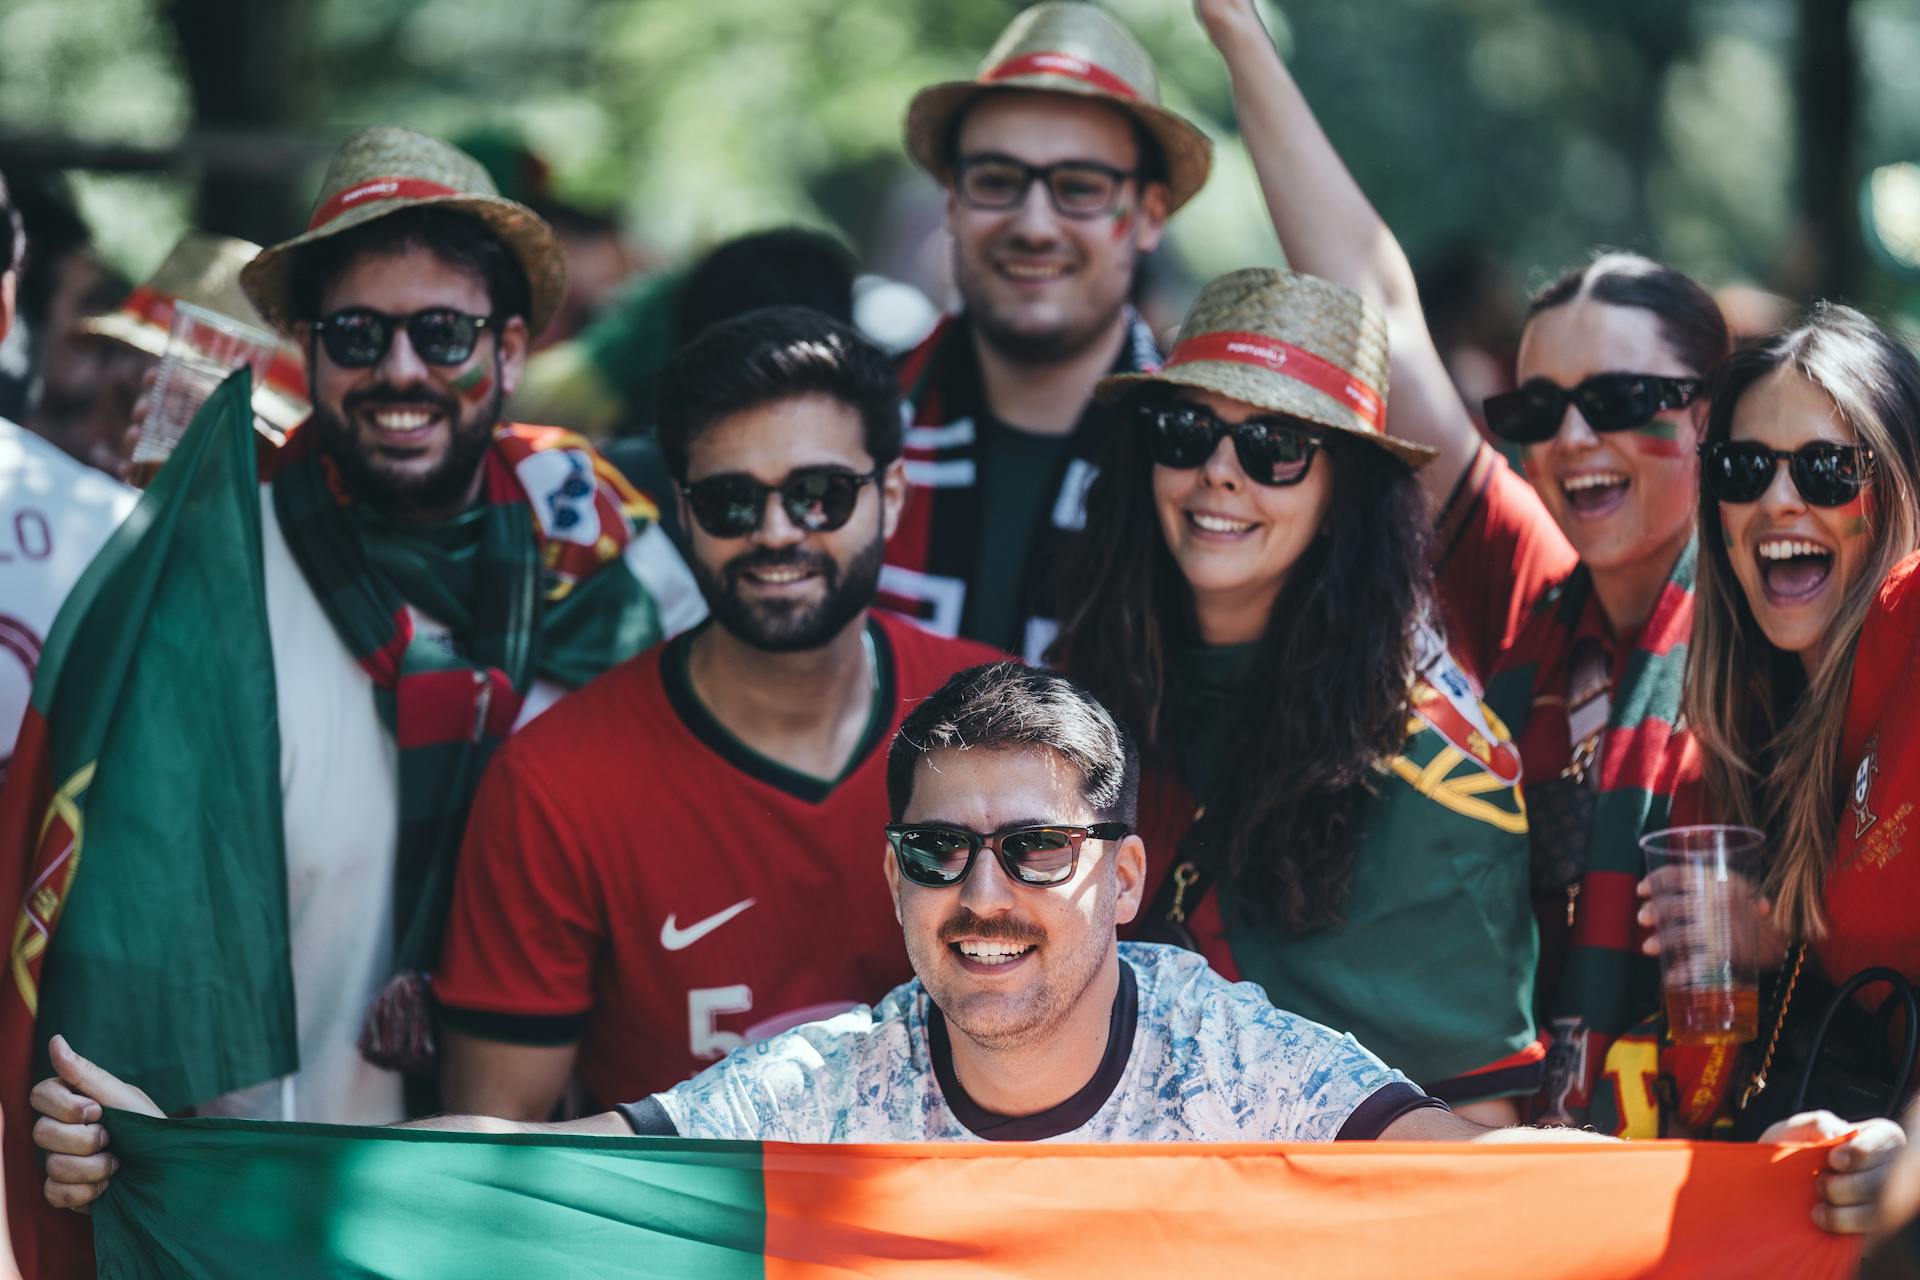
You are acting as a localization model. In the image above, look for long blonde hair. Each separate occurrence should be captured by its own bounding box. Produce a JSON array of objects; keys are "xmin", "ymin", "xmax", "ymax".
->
[{"xmin": 1686, "ymin": 304, "xmax": 1920, "ymax": 940}]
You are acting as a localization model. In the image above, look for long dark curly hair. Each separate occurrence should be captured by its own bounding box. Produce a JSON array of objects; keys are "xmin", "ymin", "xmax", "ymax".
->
[{"xmin": 1048, "ymin": 389, "xmax": 1431, "ymax": 932}]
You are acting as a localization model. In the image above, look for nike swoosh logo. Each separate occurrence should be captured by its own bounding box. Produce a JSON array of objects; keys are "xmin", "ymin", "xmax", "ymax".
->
[{"xmin": 660, "ymin": 898, "xmax": 756, "ymax": 951}]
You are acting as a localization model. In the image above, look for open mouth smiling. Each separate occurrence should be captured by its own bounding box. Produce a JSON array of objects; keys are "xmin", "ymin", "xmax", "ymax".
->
[{"xmin": 1754, "ymin": 535, "xmax": 1835, "ymax": 605}]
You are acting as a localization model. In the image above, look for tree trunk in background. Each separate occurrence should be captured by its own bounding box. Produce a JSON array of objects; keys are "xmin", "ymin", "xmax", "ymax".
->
[
  {"xmin": 164, "ymin": 0, "xmax": 307, "ymax": 245},
  {"xmin": 1793, "ymin": 0, "xmax": 1862, "ymax": 302}
]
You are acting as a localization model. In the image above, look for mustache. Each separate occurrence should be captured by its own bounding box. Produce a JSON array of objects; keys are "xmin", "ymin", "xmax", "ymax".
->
[
  {"xmin": 343, "ymin": 383, "xmax": 460, "ymax": 419},
  {"xmin": 937, "ymin": 908, "xmax": 1045, "ymax": 947},
  {"xmin": 723, "ymin": 548, "xmax": 838, "ymax": 586}
]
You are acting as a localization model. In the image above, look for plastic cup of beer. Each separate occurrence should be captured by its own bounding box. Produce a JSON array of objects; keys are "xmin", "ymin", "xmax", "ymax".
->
[
  {"xmin": 129, "ymin": 301, "xmax": 282, "ymax": 485},
  {"xmin": 1639, "ymin": 825, "xmax": 1767, "ymax": 1045}
]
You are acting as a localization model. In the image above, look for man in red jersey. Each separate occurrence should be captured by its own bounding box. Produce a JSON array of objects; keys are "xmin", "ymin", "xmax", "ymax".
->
[{"xmin": 433, "ymin": 307, "xmax": 1006, "ymax": 1115}]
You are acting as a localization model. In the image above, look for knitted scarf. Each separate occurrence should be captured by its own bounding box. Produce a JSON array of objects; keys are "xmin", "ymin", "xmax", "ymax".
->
[
  {"xmin": 880, "ymin": 309, "xmax": 1159, "ymax": 658},
  {"xmin": 1484, "ymin": 537, "xmax": 1701, "ymax": 1131},
  {"xmin": 269, "ymin": 422, "xmax": 660, "ymax": 1071}
]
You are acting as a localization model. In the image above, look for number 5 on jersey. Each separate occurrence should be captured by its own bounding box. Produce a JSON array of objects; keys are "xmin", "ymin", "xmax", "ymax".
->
[{"xmin": 689, "ymin": 985, "xmax": 752, "ymax": 1060}]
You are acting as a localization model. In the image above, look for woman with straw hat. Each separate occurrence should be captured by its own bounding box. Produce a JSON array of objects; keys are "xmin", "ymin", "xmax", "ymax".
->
[
  {"xmin": 1186, "ymin": 0, "xmax": 1737, "ymax": 1135},
  {"xmin": 1050, "ymin": 265, "xmax": 1540, "ymax": 1123}
]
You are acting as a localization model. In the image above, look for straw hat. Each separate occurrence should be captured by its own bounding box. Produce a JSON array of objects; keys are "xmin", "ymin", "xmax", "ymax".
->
[
  {"xmin": 240, "ymin": 126, "xmax": 568, "ymax": 338},
  {"xmin": 1099, "ymin": 267, "xmax": 1436, "ymax": 468},
  {"xmin": 77, "ymin": 231, "xmax": 310, "ymax": 431},
  {"xmin": 904, "ymin": 3, "xmax": 1213, "ymax": 213}
]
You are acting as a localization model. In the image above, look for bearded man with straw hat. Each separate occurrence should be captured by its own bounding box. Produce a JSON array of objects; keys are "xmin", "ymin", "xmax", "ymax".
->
[
  {"xmin": 882, "ymin": 1, "xmax": 1213, "ymax": 662},
  {"xmin": 6, "ymin": 126, "xmax": 704, "ymax": 1170}
]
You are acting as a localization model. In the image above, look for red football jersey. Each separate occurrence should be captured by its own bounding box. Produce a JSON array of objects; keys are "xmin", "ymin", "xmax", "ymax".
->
[
  {"xmin": 433, "ymin": 611, "xmax": 1006, "ymax": 1106},
  {"xmin": 1821, "ymin": 551, "xmax": 1920, "ymax": 998}
]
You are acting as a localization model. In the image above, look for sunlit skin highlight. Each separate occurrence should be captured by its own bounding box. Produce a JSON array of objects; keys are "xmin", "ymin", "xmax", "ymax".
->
[
  {"xmin": 884, "ymin": 745, "xmax": 1145, "ymax": 1119},
  {"xmin": 1515, "ymin": 298, "xmax": 1700, "ymax": 631},
  {"xmin": 1150, "ymin": 386, "xmax": 1336, "ymax": 646},
  {"xmin": 1719, "ymin": 367, "xmax": 1875, "ymax": 673},
  {"xmin": 947, "ymin": 91, "xmax": 1167, "ymax": 365}
]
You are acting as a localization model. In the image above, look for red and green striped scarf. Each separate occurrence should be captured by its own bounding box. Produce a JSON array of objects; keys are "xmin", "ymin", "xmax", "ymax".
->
[
  {"xmin": 1483, "ymin": 537, "xmax": 1700, "ymax": 1131},
  {"xmin": 269, "ymin": 423, "xmax": 661, "ymax": 1070}
]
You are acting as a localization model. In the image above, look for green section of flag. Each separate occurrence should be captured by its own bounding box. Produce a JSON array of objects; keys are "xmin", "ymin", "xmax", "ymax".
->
[
  {"xmin": 93, "ymin": 1112, "xmax": 769, "ymax": 1279},
  {"xmin": 33, "ymin": 372, "xmax": 297, "ymax": 1113}
]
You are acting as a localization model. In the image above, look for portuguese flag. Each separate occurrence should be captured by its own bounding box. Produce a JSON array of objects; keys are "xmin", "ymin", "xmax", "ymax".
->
[
  {"xmin": 88, "ymin": 1112, "xmax": 1857, "ymax": 1278},
  {"xmin": 1, "ymin": 373, "xmax": 293, "ymax": 1277}
]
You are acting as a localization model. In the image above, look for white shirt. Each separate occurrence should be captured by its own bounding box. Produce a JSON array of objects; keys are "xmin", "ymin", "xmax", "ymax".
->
[
  {"xmin": 198, "ymin": 486, "xmax": 700, "ymax": 1123},
  {"xmin": 0, "ymin": 417, "xmax": 137, "ymax": 776},
  {"xmin": 653, "ymin": 943, "xmax": 1416, "ymax": 1143}
]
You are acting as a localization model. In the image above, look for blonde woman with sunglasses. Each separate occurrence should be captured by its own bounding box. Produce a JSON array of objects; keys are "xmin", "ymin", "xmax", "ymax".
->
[{"xmin": 1663, "ymin": 305, "xmax": 1920, "ymax": 1142}]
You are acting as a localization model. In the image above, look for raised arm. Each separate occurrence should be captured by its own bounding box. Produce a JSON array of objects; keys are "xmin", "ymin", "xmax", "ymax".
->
[{"xmin": 1197, "ymin": 0, "xmax": 1481, "ymax": 507}]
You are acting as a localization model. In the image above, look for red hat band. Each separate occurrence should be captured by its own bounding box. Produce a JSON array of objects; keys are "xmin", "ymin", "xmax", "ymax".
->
[
  {"xmin": 981, "ymin": 51, "xmax": 1140, "ymax": 102},
  {"xmin": 1164, "ymin": 331, "xmax": 1385, "ymax": 432},
  {"xmin": 307, "ymin": 177, "xmax": 463, "ymax": 232}
]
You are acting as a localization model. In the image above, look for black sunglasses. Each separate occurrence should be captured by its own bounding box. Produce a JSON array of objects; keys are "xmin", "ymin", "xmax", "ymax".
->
[
  {"xmin": 1699, "ymin": 440, "xmax": 1876, "ymax": 508},
  {"xmin": 1138, "ymin": 400, "xmax": 1322, "ymax": 486},
  {"xmin": 886, "ymin": 822, "xmax": 1131, "ymax": 888},
  {"xmin": 682, "ymin": 467, "xmax": 882, "ymax": 539},
  {"xmin": 311, "ymin": 307, "xmax": 493, "ymax": 369},
  {"xmin": 1483, "ymin": 373, "xmax": 1701, "ymax": 445},
  {"xmin": 953, "ymin": 153, "xmax": 1138, "ymax": 219}
]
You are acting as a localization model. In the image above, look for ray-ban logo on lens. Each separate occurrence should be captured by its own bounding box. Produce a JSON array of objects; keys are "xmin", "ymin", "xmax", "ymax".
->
[{"xmin": 661, "ymin": 898, "xmax": 757, "ymax": 951}]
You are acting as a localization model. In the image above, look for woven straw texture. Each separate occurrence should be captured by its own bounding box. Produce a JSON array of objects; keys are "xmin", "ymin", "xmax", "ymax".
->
[
  {"xmin": 905, "ymin": 2, "xmax": 1212, "ymax": 211},
  {"xmin": 1100, "ymin": 267, "xmax": 1435, "ymax": 467},
  {"xmin": 240, "ymin": 126, "xmax": 567, "ymax": 338}
]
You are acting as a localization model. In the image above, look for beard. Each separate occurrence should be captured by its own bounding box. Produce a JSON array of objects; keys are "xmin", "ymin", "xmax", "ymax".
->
[
  {"xmin": 691, "ymin": 527, "xmax": 884, "ymax": 653},
  {"xmin": 309, "ymin": 374, "xmax": 500, "ymax": 517}
]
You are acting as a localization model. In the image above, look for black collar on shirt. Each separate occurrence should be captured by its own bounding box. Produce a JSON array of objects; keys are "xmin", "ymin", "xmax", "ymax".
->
[
  {"xmin": 659, "ymin": 615, "xmax": 898, "ymax": 805},
  {"xmin": 928, "ymin": 956, "xmax": 1138, "ymax": 1140}
]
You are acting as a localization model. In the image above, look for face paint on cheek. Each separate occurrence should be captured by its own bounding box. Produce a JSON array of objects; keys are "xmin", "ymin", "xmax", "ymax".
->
[
  {"xmin": 450, "ymin": 362, "xmax": 494, "ymax": 409},
  {"xmin": 1629, "ymin": 418, "xmax": 1686, "ymax": 459},
  {"xmin": 1109, "ymin": 202, "xmax": 1134, "ymax": 242}
]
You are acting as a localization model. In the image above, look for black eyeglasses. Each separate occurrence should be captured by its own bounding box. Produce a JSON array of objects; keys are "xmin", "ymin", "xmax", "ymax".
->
[
  {"xmin": 1482, "ymin": 373, "xmax": 1701, "ymax": 445},
  {"xmin": 311, "ymin": 307, "xmax": 493, "ymax": 369},
  {"xmin": 1137, "ymin": 400, "xmax": 1322, "ymax": 486},
  {"xmin": 886, "ymin": 822, "xmax": 1130, "ymax": 888},
  {"xmin": 953, "ymin": 153, "xmax": 1138, "ymax": 219},
  {"xmin": 681, "ymin": 467, "xmax": 882, "ymax": 539},
  {"xmin": 1699, "ymin": 440, "xmax": 1876, "ymax": 508}
]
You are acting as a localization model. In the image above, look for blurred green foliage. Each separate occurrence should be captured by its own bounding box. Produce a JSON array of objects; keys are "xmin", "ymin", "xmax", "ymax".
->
[{"xmin": 3, "ymin": 0, "xmax": 1919, "ymax": 316}]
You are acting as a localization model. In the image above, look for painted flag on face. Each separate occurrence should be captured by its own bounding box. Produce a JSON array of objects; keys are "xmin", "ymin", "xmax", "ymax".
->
[
  {"xmin": 87, "ymin": 1111, "xmax": 1859, "ymax": 1279},
  {"xmin": 0, "ymin": 372, "xmax": 294, "ymax": 1278}
]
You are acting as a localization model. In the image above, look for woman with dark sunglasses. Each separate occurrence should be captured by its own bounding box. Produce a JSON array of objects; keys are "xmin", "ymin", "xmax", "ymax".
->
[
  {"xmin": 1051, "ymin": 264, "xmax": 1541, "ymax": 1125},
  {"xmin": 1184, "ymin": 0, "xmax": 1732, "ymax": 1132},
  {"xmin": 1663, "ymin": 304, "xmax": 1920, "ymax": 1134}
]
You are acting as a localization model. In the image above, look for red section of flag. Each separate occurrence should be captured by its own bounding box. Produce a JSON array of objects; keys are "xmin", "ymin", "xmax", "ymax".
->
[
  {"xmin": 0, "ymin": 709, "xmax": 96, "ymax": 1278},
  {"xmin": 759, "ymin": 1140, "xmax": 1858, "ymax": 1279},
  {"xmin": 981, "ymin": 52, "xmax": 1139, "ymax": 101},
  {"xmin": 1163, "ymin": 331, "xmax": 1385, "ymax": 430}
]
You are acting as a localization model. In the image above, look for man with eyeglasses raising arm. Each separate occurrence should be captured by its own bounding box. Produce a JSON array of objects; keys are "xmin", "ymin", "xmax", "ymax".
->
[
  {"xmin": 427, "ymin": 306, "xmax": 1005, "ymax": 1120},
  {"xmin": 881, "ymin": 3, "xmax": 1212, "ymax": 661}
]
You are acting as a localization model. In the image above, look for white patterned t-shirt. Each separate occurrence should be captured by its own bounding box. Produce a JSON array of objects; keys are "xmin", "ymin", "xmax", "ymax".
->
[{"xmin": 638, "ymin": 943, "xmax": 1432, "ymax": 1143}]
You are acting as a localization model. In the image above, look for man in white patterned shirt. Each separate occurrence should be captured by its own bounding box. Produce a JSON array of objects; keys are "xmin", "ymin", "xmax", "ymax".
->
[{"xmin": 30, "ymin": 666, "xmax": 1908, "ymax": 1231}]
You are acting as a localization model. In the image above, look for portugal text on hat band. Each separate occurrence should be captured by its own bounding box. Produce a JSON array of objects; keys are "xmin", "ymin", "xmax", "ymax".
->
[
  {"xmin": 981, "ymin": 51, "xmax": 1140, "ymax": 102},
  {"xmin": 1165, "ymin": 330, "xmax": 1385, "ymax": 432},
  {"xmin": 308, "ymin": 177, "xmax": 463, "ymax": 231}
]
